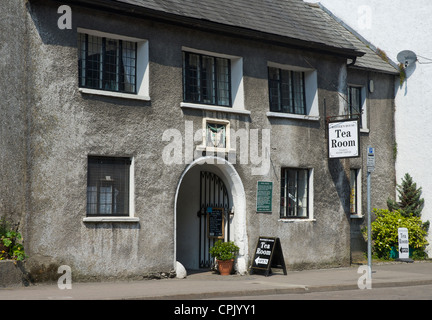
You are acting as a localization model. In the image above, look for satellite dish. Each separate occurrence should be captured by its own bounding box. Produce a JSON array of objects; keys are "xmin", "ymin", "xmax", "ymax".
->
[{"xmin": 397, "ymin": 50, "xmax": 417, "ymax": 68}]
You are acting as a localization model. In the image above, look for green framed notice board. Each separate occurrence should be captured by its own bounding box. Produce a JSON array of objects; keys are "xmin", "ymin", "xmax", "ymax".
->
[{"xmin": 256, "ymin": 181, "xmax": 273, "ymax": 212}]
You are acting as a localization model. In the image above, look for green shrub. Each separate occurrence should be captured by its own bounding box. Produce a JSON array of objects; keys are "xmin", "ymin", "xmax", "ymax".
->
[
  {"xmin": 363, "ymin": 209, "xmax": 428, "ymax": 259},
  {"xmin": 209, "ymin": 240, "xmax": 239, "ymax": 261},
  {"xmin": 0, "ymin": 219, "xmax": 28, "ymax": 261}
]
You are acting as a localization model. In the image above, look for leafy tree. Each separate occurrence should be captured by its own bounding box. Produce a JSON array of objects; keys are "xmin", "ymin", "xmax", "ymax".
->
[{"xmin": 387, "ymin": 173, "xmax": 424, "ymax": 217}]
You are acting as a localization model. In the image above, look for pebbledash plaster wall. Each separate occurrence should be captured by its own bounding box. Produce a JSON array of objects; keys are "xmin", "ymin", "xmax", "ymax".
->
[
  {"xmin": 309, "ymin": 0, "xmax": 432, "ymax": 255},
  {"xmin": 0, "ymin": 0, "xmax": 396, "ymax": 280}
]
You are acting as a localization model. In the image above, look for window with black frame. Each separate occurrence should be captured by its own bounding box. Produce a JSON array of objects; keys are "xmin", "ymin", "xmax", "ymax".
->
[
  {"xmin": 280, "ymin": 168, "xmax": 309, "ymax": 218},
  {"xmin": 268, "ymin": 67, "xmax": 306, "ymax": 115},
  {"xmin": 182, "ymin": 52, "xmax": 231, "ymax": 107},
  {"xmin": 348, "ymin": 86, "xmax": 362, "ymax": 127},
  {"xmin": 87, "ymin": 156, "xmax": 131, "ymax": 216},
  {"xmin": 78, "ymin": 33, "xmax": 137, "ymax": 94}
]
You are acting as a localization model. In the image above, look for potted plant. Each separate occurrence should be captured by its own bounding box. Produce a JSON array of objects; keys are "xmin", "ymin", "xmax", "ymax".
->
[{"xmin": 209, "ymin": 240, "xmax": 239, "ymax": 275}]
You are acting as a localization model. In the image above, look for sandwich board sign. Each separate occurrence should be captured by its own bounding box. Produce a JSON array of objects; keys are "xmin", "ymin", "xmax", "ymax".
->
[
  {"xmin": 250, "ymin": 237, "xmax": 287, "ymax": 276},
  {"xmin": 398, "ymin": 228, "xmax": 410, "ymax": 260},
  {"xmin": 328, "ymin": 119, "xmax": 360, "ymax": 159}
]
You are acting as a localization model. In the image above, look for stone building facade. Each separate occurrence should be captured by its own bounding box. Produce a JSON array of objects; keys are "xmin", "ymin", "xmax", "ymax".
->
[{"xmin": 0, "ymin": 0, "xmax": 398, "ymax": 280}]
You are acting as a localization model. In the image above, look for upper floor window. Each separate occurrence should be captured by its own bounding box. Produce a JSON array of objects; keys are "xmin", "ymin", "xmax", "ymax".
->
[
  {"xmin": 268, "ymin": 67, "xmax": 306, "ymax": 115},
  {"xmin": 183, "ymin": 52, "xmax": 231, "ymax": 107},
  {"xmin": 78, "ymin": 33, "xmax": 137, "ymax": 94},
  {"xmin": 77, "ymin": 29, "xmax": 149, "ymax": 101},
  {"xmin": 348, "ymin": 86, "xmax": 362, "ymax": 127}
]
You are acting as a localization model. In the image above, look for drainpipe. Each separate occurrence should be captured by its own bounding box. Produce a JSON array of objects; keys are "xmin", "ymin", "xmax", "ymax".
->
[{"xmin": 347, "ymin": 56, "xmax": 357, "ymax": 67}]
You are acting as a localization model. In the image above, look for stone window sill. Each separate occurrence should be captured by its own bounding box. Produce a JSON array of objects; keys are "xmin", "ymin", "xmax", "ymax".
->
[
  {"xmin": 266, "ymin": 112, "xmax": 320, "ymax": 121},
  {"xmin": 83, "ymin": 217, "xmax": 140, "ymax": 223},
  {"xmin": 79, "ymin": 88, "xmax": 150, "ymax": 101},
  {"xmin": 278, "ymin": 218, "xmax": 316, "ymax": 223},
  {"xmin": 181, "ymin": 102, "xmax": 251, "ymax": 115}
]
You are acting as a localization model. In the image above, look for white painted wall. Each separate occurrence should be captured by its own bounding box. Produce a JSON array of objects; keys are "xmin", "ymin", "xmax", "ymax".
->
[{"xmin": 307, "ymin": 0, "xmax": 432, "ymax": 254}]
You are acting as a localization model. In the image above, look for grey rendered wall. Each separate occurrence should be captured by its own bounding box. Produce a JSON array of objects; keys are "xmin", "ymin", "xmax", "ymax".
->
[
  {"xmin": 244, "ymin": 52, "xmax": 353, "ymax": 269},
  {"xmin": 348, "ymin": 69, "xmax": 396, "ymax": 261},
  {"xmin": 18, "ymin": 0, "xmax": 396, "ymax": 280},
  {"xmin": 0, "ymin": 1, "xmax": 29, "ymax": 229},
  {"xmin": 24, "ymin": 2, "xmax": 180, "ymax": 280}
]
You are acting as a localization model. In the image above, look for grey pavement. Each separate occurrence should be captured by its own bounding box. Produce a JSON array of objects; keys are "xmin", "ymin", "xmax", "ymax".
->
[{"xmin": 1, "ymin": 261, "xmax": 432, "ymax": 300}]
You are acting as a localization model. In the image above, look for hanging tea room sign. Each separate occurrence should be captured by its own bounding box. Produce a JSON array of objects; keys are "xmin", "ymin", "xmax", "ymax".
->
[{"xmin": 328, "ymin": 119, "xmax": 360, "ymax": 159}]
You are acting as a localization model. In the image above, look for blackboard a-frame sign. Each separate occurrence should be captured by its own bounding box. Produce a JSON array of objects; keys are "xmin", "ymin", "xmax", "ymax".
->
[{"xmin": 250, "ymin": 237, "xmax": 287, "ymax": 276}]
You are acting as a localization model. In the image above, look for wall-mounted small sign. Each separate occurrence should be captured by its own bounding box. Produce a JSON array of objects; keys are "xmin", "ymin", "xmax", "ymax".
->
[
  {"xmin": 367, "ymin": 146, "xmax": 375, "ymax": 172},
  {"xmin": 256, "ymin": 181, "xmax": 273, "ymax": 212},
  {"xmin": 207, "ymin": 207, "xmax": 224, "ymax": 239}
]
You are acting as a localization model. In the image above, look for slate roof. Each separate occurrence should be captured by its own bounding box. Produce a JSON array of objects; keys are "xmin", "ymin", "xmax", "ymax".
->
[
  {"xmin": 108, "ymin": 0, "xmax": 363, "ymax": 57},
  {"xmin": 309, "ymin": 3, "xmax": 399, "ymax": 74},
  {"xmin": 68, "ymin": 0, "xmax": 399, "ymax": 74}
]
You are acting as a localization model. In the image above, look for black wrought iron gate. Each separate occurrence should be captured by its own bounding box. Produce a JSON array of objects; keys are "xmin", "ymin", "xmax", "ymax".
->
[{"xmin": 198, "ymin": 171, "xmax": 230, "ymax": 268}]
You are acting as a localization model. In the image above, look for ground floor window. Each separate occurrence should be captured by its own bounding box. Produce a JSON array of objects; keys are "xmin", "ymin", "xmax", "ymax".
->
[
  {"xmin": 87, "ymin": 156, "xmax": 131, "ymax": 216},
  {"xmin": 280, "ymin": 168, "xmax": 309, "ymax": 218},
  {"xmin": 350, "ymin": 168, "xmax": 361, "ymax": 215}
]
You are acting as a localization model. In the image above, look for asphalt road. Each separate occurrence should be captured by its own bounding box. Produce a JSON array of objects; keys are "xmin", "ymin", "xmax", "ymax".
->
[{"xmin": 208, "ymin": 284, "xmax": 432, "ymax": 300}]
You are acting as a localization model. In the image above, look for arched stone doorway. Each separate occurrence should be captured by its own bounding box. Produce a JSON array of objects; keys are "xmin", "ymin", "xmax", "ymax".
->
[{"xmin": 174, "ymin": 156, "xmax": 248, "ymax": 274}]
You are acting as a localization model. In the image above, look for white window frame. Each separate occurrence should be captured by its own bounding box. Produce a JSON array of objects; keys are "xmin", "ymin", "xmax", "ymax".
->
[
  {"xmin": 83, "ymin": 156, "xmax": 138, "ymax": 223},
  {"xmin": 77, "ymin": 28, "xmax": 150, "ymax": 101},
  {"xmin": 266, "ymin": 62, "xmax": 319, "ymax": 121},
  {"xmin": 279, "ymin": 168, "xmax": 315, "ymax": 222},
  {"xmin": 180, "ymin": 47, "xmax": 249, "ymax": 115}
]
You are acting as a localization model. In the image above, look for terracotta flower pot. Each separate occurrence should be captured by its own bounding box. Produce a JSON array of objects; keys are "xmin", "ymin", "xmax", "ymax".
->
[{"xmin": 217, "ymin": 259, "xmax": 234, "ymax": 275}]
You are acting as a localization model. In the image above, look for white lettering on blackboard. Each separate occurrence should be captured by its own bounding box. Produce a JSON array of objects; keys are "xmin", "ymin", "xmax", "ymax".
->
[
  {"xmin": 254, "ymin": 257, "xmax": 268, "ymax": 265},
  {"xmin": 256, "ymin": 248, "xmax": 271, "ymax": 255}
]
